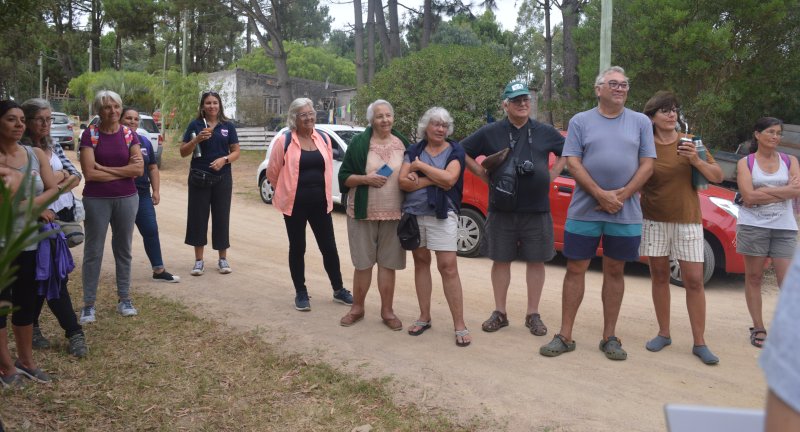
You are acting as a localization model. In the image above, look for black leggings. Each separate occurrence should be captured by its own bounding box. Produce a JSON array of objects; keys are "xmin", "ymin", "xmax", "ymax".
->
[
  {"xmin": 283, "ymin": 196, "xmax": 344, "ymax": 294},
  {"xmin": 34, "ymin": 276, "xmax": 83, "ymax": 338},
  {"xmin": 0, "ymin": 251, "xmax": 37, "ymax": 328}
]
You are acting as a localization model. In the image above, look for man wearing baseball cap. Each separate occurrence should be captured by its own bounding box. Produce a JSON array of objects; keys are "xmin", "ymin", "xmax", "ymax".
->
[{"xmin": 461, "ymin": 79, "xmax": 565, "ymax": 337}]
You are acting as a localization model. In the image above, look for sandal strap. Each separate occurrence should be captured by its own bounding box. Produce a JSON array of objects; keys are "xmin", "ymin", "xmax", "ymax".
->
[
  {"xmin": 455, "ymin": 328, "xmax": 470, "ymax": 337},
  {"xmin": 412, "ymin": 320, "xmax": 431, "ymax": 327}
]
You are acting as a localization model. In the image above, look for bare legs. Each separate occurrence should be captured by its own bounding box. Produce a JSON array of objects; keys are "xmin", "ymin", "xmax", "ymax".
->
[
  {"xmin": 488, "ymin": 261, "xmax": 545, "ymax": 315},
  {"xmin": 409, "ymin": 249, "xmax": 469, "ymax": 343},
  {"xmin": 648, "ymin": 257, "xmax": 707, "ymax": 345},
  {"xmin": 745, "ymin": 255, "xmax": 790, "ymax": 331},
  {"xmin": 344, "ymin": 265, "xmax": 398, "ymax": 321},
  {"xmin": 558, "ymin": 257, "xmax": 625, "ymax": 341}
]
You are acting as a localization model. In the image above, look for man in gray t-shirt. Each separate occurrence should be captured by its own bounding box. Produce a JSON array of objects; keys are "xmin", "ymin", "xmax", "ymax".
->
[{"xmin": 540, "ymin": 66, "xmax": 655, "ymax": 361}]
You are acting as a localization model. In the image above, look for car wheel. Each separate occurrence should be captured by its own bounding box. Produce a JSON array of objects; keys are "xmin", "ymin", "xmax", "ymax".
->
[
  {"xmin": 259, "ymin": 173, "xmax": 274, "ymax": 204},
  {"xmin": 457, "ymin": 208, "xmax": 485, "ymax": 258},
  {"xmin": 670, "ymin": 238, "xmax": 715, "ymax": 287}
]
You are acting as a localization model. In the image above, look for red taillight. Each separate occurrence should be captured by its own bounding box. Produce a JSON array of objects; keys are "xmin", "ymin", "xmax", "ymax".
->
[
  {"xmin": 158, "ymin": 134, "xmax": 163, "ymax": 145},
  {"xmin": 67, "ymin": 124, "xmax": 73, "ymax": 131}
]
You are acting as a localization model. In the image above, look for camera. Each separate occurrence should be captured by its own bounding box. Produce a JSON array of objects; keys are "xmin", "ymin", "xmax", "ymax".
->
[{"xmin": 516, "ymin": 160, "xmax": 535, "ymax": 176}]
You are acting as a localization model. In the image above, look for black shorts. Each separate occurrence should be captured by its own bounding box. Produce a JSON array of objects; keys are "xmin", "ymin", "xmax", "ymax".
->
[{"xmin": 481, "ymin": 212, "xmax": 555, "ymax": 262}]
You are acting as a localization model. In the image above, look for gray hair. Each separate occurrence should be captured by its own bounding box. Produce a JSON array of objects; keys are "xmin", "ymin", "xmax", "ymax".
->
[
  {"xmin": 20, "ymin": 98, "xmax": 54, "ymax": 149},
  {"xmin": 366, "ymin": 99, "xmax": 394, "ymax": 125},
  {"xmin": 594, "ymin": 66, "xmax": 627, "ymax": 87},
  {"xmin": 416, "ymin": 107, "xmax": 454, "ymax": 139},
  {"xmin": 286, "ymin": 98, "xmax": 314, "ymax": 130},
  {"xmin": 93, "ymin": 90, "xmax": 123, "ymax": 114}
]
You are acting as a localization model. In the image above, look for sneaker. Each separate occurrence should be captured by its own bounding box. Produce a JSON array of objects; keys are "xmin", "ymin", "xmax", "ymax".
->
[
  {"xmin": 32, "ymin": 326, "xmax": 51, "ymax": 349},
  {"xmin": 68, "ymin": 333, "xmax": 88, "ymax": 359},
  {"xmin": 332, "ymin": 288, "xmax": 354, "ymax": 305},
  {"xmin": 14, "ymin": 360, "xmax": 52, "ymax": 384},
  {"xmin": 79, "ymin": 305, "xmax": 96, "ymax": 324},
  {"xmin": 0, "ymin": 372, "xmax": 26, "ymax": 388},
  {"xmin": 218, "ymin": 258, "xmax": 232, "ymax": 274},
  {"xmin": 191, "ymin": 260, "xmax": 204, "ymax": 276},
  {"xmin": 294, "ymin": 292, "xmax": 311, "ymax": 311},
  {"xmin": 153, "ymin": 270, "xmax": 181, "ymax": 283},
  {"xmin": 117, "ymin": 299, "xmax": 138, "ymax": 317}
]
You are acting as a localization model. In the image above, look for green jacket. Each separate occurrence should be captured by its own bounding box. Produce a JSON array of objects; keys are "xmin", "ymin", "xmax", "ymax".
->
[{"xmin": 338, "ymin": 126, "xmax": 410, "ymax": 219}]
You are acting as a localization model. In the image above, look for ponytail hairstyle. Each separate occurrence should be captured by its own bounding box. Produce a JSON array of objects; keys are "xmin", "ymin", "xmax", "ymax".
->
[{"xmin": 750, "ymin": 117, "xmax": 783, "ymax": 154}]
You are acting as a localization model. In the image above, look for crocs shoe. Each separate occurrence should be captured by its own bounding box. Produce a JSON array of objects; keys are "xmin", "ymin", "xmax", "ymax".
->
[
  {"xmin": 599, "ymin": 336, "xmax": 627, "ymax": 361},
  {"xmin": 539, "ymin": 334, "xmax": 576, "ymax": 357}
]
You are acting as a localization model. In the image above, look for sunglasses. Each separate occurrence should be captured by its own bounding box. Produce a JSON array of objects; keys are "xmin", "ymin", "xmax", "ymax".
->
[{"xmin": 201, "ymin": 90, "xmax": 220, "ymax": 99}]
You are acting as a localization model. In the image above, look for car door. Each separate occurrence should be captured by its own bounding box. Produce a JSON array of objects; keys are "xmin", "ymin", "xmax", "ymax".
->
[{"xmin": 548, "ymin": 153, "xmax": 575, "ymax": 251}]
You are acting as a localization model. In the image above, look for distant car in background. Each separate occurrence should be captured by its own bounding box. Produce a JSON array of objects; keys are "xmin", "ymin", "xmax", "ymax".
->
[
  {"xmin": 83, "ymin": 113, "xmax": 164, "ymax": 167},
  {"xmin": 50, "ymin": 112, "xmax": 75, "ymax": 150}
]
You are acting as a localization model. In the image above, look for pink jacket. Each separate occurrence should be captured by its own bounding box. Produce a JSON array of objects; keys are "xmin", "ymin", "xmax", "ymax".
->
[{"xmin": 266, "ymin": 130, "xmax": 334, "ymax": 216}]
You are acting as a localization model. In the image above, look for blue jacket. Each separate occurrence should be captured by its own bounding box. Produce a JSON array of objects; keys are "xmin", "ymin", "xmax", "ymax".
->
[{"xmin": 405, "ymin": 139, "xmax": 466, "ymax": 219}]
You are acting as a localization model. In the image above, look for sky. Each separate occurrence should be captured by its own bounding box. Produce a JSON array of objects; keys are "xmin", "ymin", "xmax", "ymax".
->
[{"xmin": 323, "ymin": 0, "xmax": 562, "ymax": 33}]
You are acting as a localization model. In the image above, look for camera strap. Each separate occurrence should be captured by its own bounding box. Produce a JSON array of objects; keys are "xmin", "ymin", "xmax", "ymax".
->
[{"xmin": 507, "ymin": 121, "xmax": 535, "ymax": 162}]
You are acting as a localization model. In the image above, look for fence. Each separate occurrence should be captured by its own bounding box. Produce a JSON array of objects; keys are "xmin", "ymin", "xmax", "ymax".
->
[{"xmin": 237, "ymin": 127, "xmax": 277, "ymax": 151}]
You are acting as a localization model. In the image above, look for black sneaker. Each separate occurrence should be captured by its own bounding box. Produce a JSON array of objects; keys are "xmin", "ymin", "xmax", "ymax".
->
[
  {"xmin": 68, "ymin": 333, "xmax": 88, "ymax": 358},
  {"xmin": 32, "ymin": 326, "xmax": 50, "ymax": 350},
  {"xmin": 153, "ymin": 270, "xmax": 181, "ymax": 283},
  {"xmin": 294, "ymin": 292, "xmax": 311, "ymax": 311},
  {"xmin": 332, "ymin": 288, "xmax": 354, "ymax": 305}
]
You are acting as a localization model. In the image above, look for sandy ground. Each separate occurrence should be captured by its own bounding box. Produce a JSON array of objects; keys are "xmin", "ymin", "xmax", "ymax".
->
[{"xmin": 66, "ymin": 146, "xmax": 776, "ymax": 432}]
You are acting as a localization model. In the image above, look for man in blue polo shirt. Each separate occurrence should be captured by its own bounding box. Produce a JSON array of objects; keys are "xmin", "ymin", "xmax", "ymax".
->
[
  {"xmin": 462, "ymin": 80, "xmax": 565, "ymax": 337},
  {"xmin": 540, "ymin": 66, "xmax": 655, "ymax": 361}
]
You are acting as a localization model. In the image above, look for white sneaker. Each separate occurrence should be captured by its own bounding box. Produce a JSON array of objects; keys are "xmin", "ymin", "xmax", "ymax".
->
[
  {"xmin": 79, "ymin": 305, "xmax": 96, "ymax": 324},
  {"xmin": 117, "ymin": 299, "xmax": 138, "ymax": 317},
  {"xmin": 218, "ymin": 258, "xmax": 232, "ymax": 274},
  {"xmin": 191, "ymin": 260, "xmax": 204, "ymax": 276}
]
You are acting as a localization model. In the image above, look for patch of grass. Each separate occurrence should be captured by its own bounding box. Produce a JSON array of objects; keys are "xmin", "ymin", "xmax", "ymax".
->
[{"xmin": 0, "ymin": 276, "xmax": 484, "ymax": 431}]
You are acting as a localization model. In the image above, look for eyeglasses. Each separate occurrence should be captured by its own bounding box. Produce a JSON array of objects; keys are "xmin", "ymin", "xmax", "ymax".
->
[
  {"xmin": 759, "ymin": 130, "xmax": 783, "ymax": 137},
  {"xmin": 600, "ymin": 81, "xmax": 630, "ymax": 90},
  {"xmin": 658, "ymin": 107, "xmax": 678, "ymax": 115},
  {"xmin": 31, "ymin": 117, "xmax": 54, "ymax": 125},
  {"xmin": 509, "ymin": 96, "xmax": 531, "ymax": 105},
  {"xmin": 297, "ymin": 111, "xmax": 316, "ymax": 120},
  {"xmin": 430, "ymin": 121, "xmax": 450, "ymax": 129}
]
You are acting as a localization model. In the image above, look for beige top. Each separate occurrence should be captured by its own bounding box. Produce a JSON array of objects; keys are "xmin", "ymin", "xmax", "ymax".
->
[{"xmin": 346, "ymin": 135, "xmax": 405, "ymax": 220}]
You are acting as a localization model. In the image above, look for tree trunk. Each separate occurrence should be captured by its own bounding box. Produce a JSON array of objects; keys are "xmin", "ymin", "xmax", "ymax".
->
[
  {"xmin": 246, "ymin": 16, "xmax": 253, "ymax": 54},
  {"xmin": 560, "ymin": 0, "xmax": 581, "ymax": 100},
  {"xmin": 114, "ymin": 32, "xmax": 122, "ymax": 70},
  {"xmin": 542, "ymin": 0, "xmax": 553, "ymax": 125},
  {"xmin": 90, "ymin": 0, "xmax": 102, "ymax": 71},
  {"xmin": 353, "ymin": 0, "xmax": 366, "ymax": 87},
  {"xmin": 367, "ymin": 0, "xmax": 376, "ymax": 81},
  {"xmin": 387, "ymin": 0, "xmax": 401, "ymax": 58},
  {"xmin": 372, "ymin": 0, "xmax": 392, "ymax": 65},
  {"xmin": 174, "ymin": 13, "xmax": 181, "ymax": 67},
  {"xmin": 421, "ymin": 0, "xmax": 432, "ymax": 49}
]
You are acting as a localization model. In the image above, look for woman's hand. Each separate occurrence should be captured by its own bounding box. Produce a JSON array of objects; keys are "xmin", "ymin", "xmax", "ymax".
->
[
  {"xmin": 406, "ymin": 171, "xmax": 419, "ymax": 184},
  {"xmin": 364, "ymin": 172, "xmax": 388, "ymax": 188},
  {"xmin": 197, "ymin": 128, "xmax": 213, "ymax": 142},
  {"xmin": 678, "ymin": 142, "xmax": 700, "ymax": 164},
  {"xmin": 152, "ymin": 190, "xmax": 160, "ymax": 205},
  {"xmin": 39, "ymin": 209, "xmax": 56, "ymax": 223},
  {"xmin": 209, "ymin": 157, "xmax": 227, "ymax": 172}
]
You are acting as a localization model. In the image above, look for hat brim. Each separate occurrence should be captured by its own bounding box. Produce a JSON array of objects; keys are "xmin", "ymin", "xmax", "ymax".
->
[{"xmin": 504, "ymin": 90, "xmax": 531, "ymax": 100}]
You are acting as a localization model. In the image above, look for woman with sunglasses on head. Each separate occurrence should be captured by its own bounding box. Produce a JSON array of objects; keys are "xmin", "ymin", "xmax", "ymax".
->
[
  {"xmin": 640, "ymin": 91, "xmax": 723, "ymax": 365},
  {"xmin": 19, "ymin": 98, "xmax": 87, "ymax": 358},
  {"xmin": 266, "ymin": 98, "xmax": 352, "ymax": 311},
  {"xmin": 0, "ymin": 99, "xmax": 60, "ymax": 386},
  {"xmin": 79, "ymin": 90, "xmax": 144, "ymax": 324},
  {"xmin": 121, "ymin": 107, "xmax": 180, "ymax": 284},
  {"xmin": 180, "ymin": 91, "xmax": 240, "ymax": 276},
  {"xmin": 736, "ymin": 117, "xmax": 800, "ymax": 349}
]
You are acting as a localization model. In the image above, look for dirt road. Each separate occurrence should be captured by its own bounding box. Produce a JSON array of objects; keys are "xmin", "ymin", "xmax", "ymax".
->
[{"xmin": 69, "ymin": 148, "xmax": 775, "ymax": 431}]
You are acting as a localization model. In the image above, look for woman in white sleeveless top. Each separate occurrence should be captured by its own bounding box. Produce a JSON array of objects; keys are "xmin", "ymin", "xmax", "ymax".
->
[{"xmin": 736, "ymin": 117, "xmax": 800, "ymax": 348}]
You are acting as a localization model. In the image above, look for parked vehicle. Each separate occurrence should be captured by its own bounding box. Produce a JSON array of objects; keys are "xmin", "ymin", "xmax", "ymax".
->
[
  {"xmin": 458, "ymin": 154, "xmax": 745, "ymax": 286},
  {"xmin": 50, "ymin": 111, "xmax": 75, "ymax": 150},
  {"xmin": 82, "ymin": 113, "xmax": 164, "ymax": 167},
  {"xmin": 256, "ymin": 125, "xmax": 365, "ymax": 205}
]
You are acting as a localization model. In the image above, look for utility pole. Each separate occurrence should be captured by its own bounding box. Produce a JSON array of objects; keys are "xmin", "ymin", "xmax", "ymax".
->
[
  {"xmin": 38, "ymin": 52, "xmax": 43, "ymax": 98},
  {"xmin": 181, "ymin": 10, "xmax": 188, "ymax": 76},
  {"xmin": 599, "ymin": 0, "xmax": 612, "ymax": 72}
]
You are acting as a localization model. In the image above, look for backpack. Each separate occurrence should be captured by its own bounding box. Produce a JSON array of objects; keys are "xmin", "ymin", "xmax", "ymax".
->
[
  {"xmin": 281, "ymin": 129, "xmax": 330, "ymax": 165},
  {"xmin": 87, "ymin": 124, "xmax": 134, "ymax": 149}
]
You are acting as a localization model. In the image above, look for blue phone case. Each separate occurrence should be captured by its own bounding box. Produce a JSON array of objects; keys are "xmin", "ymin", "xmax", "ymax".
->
[{"xmin": 377, "ymin": 164, "xmax": 393, "ymax": 177}]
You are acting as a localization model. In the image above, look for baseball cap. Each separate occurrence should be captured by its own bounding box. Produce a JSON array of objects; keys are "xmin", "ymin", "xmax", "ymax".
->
[{"xmin": 503, "ymin": 80, "xmax": 530, "ymax": 100}]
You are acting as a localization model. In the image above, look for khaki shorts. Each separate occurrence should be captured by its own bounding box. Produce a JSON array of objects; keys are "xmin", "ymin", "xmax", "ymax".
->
[
  {"xmin": 640, "ymin": 219, "xmax": 704, "ymax": 262},
  {"xmin": 347, "ymin": 217, "xmax": 407, "ymax": 270},
  {"xmin": 736, "ymin": 224, "xmax": 797, "ymax": 259},
  {"xmin": 417, "ymin": 212, "xmax": 458, "ymax": 252}
]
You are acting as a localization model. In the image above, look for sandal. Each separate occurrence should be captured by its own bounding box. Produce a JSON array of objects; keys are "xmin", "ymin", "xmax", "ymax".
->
[
  {"xmin": 749, "ymin": 327, "xmax": 767, "ymax": 348},
  {"xmin": 481, "ymin": 310, "xmax": 509, "ymax": 333},
  {"xmin": 455, "ymin": 328, "xmax": 471, "ymax": 347},
  {"xmin": 599, "ymin": 336, "xmax": 627, "ymax": 361},
  {"xmin": 539, "ymin": 334, "xmax": 576, "ymax": 357},
  {"xmin": 408, "ymin": 320, "xmax": 432, "ymax": 336},
  {"xmin": 525, "ymin": 313, "xmax": 548, "ymax": 336}
]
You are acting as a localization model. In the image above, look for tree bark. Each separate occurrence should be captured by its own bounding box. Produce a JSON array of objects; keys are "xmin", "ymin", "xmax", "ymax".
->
[
  {"xmin": 353, "ymin": 0, "xmax": 366, "ymax": 87},
  {"xmin": 560, "ymin": 0, "xmax": 582, "ymax": 100},
  {"xmin": 90, "ymin": 0, "xmax": 102, "ymax": 71},
  {"xmin": 372, "ymin": 0, "xmax": 392, "ymax": 65},
  {"xmin": 421, "ymin": 0, "xmax": 432, "ymax": 49},
  {"xmin": 541, "ymin": 0, "xmax": 553, "ymax": 125},
  {"xmin": 387, "ymin": 0, "xmax": 402, "ymax": 58},
  {"xmin": 367, "ymin": 0, "xmax": 376, "ymax": 81}
]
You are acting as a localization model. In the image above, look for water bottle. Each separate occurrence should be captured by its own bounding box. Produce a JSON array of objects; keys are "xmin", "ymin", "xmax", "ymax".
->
[
  {"xmin": 692, "ymin": 136, "xmax": 708, "ymax": 190},
  {"xmin": 191, "ymin": 132, "xmax": 202, "ymax": 158}
]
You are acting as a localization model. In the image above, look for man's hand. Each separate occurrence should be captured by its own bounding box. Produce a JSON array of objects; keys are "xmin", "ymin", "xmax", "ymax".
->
[{"xmin": 595, "ymin": 189, "xmax": 624, "ymax": 214}]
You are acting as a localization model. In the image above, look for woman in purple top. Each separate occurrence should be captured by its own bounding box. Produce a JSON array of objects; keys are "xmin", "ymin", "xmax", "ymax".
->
[{"xmin": 78, "ymin": 90, "xmax": 144, "ymax": 324}]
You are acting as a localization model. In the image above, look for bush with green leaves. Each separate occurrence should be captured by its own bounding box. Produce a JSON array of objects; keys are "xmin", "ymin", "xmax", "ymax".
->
[{"xmin": 354, "ymin": 44, "xmax": 516, "ymax": 141}]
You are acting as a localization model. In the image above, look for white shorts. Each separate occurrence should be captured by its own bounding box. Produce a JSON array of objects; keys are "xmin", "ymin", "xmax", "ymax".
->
[
  {"xmin": 639, "ymin": 219, "xmax": 704, "ymax": 262},
  {"xmin": 418, "ymin": 212, "xmax": 458, "ymax": 252}
]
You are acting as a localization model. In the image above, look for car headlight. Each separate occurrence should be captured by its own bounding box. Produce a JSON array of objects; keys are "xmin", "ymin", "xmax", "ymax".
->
[{"xmin": 709, "ymin": 196, "xmax": 738, "ymax": 219}]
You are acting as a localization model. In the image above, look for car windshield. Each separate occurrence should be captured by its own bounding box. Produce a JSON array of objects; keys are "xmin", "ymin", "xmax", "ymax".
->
[
  {"xmin": 335, "ymin": 130, "xmax": 361, "ymax": 146},
  {"xmin": 139, "ymin": 118, "xmax": 159, "ymax": 133},
  {"xmin": 53, "ymin": 114, "xmax": 69, "ymax": 125}
]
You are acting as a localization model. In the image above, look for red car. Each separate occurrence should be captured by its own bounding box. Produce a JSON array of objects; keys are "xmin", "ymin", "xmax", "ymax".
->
[{"xmin": 457, "ymin": 154, "xmax": 745, "ymax": 286}]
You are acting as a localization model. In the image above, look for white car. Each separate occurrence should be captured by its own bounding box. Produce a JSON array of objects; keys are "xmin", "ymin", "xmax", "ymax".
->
[{"xmin": 257, "ymin": 125, "xmax": 365, "ymax": 205}]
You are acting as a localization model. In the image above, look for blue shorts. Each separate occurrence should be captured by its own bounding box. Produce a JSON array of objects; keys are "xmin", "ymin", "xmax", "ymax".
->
[{"xmin": 563, "ymin": 219, "xmax": 642, "ymax": 262}]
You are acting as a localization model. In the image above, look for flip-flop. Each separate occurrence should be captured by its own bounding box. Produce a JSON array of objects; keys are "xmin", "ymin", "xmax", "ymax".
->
[
  {"xmin": 408, "ymin": 320, "xmax": 431, "ymax": 336},
  {"xmin": 455, "ymin": 328, "xmax": 471, "ymax": 347},
  {"xmin": 382, "ymin": 317, "xmax": 403, "ymax": 331}
]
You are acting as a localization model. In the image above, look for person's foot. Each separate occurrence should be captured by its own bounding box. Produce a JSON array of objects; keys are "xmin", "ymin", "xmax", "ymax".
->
[
  {"xmin": 153, "ymin": 270, "xmax": 181, "ymax": 283},
  {"xmin": 599, "ymin": 336, "xmax": 627, "ymax": 361},
  {"xmin": 32, "ymin": 326, "xmax": 51, "ymax": 349},
  {"xmin": 481, "ymin": 310, "xmax": 509, "ymax": 332},
  {"xmin": 692, "ymin": 345, "xmax": 719, "ymax": 365},
  {"xmin": 294, "ymin": 291, "xmax": 311, "ymax": 311},
  {"xmin": 191, "ymin": 260, "xmax": 204, "ymax": 276},
  {"xmin": 332, "ymin": 288, "xmax": 354, "ymax": 305},
  {"xmin": 524, "ymin": 313, "xmax": 548, "ymax": 336},
  {"xmin": 68, "ymin": 333, "xmax": 88, "ymax": 359},
  {"xmin": 340, "ymin": 310, "xmax": 365, "ymax": 326},
  {"xmin": 540, "ymin": 334, "xmax": 576, "ymax": 357},
  {"xmin": 645, "ymin": 335, "xmax": 672, "ymax": 352},
  {"xmin": 79, "ymin": 305, "xmax": 96, "ymax": 324},
  {"xmin": 0, "ymin": 372, "xmax": 26, "ymax": 388},
  {"xmin": 218, "ymin": 258, "xmax": 232, "ymax": 274},
  {"xmin": 117, "ymin": 299, "xmax": 139, "ymax": 317},
  {"xmin": 14, "ymin": 360, "xmax": 52, "ymax": 384}
]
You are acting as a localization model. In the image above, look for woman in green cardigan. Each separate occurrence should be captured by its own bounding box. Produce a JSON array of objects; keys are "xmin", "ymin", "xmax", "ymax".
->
[{"xmin": 338, "ymin": 100, "xmax": 410, "ymax": 330}]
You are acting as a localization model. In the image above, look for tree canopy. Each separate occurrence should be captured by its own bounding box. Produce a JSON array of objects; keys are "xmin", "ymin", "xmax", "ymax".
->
[{"xmin": 234, "ymin": 42, "xmax": 356, "ymax": 86}]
